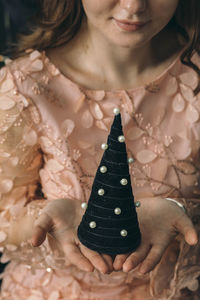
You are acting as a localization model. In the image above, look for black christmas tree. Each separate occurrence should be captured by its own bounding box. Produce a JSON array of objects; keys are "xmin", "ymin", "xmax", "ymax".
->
[{"xmin": 77, "ymin": 108, "xmax": 141, "ymax": 255}]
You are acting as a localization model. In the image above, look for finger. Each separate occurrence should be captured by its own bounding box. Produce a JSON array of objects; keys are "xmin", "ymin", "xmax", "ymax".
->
[
  {"xmin": 63, "ymin": 244, "xmax": 94, "ymax": 272},
  {"xmin": 113, "ymin": 254, "xmax": 130, "ymax": 271},
  {"xmin": 80, "ymin": 244, "xmax": 110, "ymax": 274},
  {"xmin": 122, "ymin": 243, "xmax": 150, "ymax": 272},
  {"xmin": 139, "ymin": 244, "xmax": 167, "ymax": 274},
  {"xmin": 174, "ymin": 215, "xmax": 198, "ymax": 245},
  {"xmin": 32, "ymin": 213, "xmax": 53, "ymax": 247},
  {"xmin": 102, "ymin": 254, "xmax": 114, "ymax": 273}
]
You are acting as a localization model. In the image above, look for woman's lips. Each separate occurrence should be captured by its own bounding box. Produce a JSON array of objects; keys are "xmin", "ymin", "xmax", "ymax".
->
[{"xmin": 114, "ymin": 19, "xmax": 150, "ymax": 32}]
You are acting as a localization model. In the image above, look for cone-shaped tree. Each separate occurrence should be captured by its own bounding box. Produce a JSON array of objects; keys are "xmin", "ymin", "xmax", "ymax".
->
[{"xmin": 77, "ymin": 110, "xmax": 141, "ymax": 255}]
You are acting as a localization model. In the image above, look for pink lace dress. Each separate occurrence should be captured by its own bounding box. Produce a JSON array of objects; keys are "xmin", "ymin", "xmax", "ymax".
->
[{"xmin": 0, "ymin": 50, "xmax": 200, "ymax": 300}]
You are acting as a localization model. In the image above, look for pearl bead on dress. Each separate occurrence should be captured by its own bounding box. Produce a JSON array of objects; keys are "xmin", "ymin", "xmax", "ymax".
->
[{"xmin": 46, "ymin": 267, "xmax": 52, "ymax": 273}]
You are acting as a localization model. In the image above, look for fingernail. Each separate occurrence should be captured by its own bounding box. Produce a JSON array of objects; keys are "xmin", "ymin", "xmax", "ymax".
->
[
  {"xmin": 123, "ymin": 266, "xmax": 130, "ymax": 273},
  {"xmin": 100, "ymin": 268, "xmax": 109, "ymax": 274},
  {"xmin": 123, "ymin": 262, "xmax": 132, "ymax": 272}
]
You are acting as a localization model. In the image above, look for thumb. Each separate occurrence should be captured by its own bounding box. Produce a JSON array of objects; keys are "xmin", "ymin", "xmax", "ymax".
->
[
  {"xmin": 174, "ymin": 214, "xmax": 198, "ymax": 246},
  {"xmin": 32, "ymin": 212, "xmax": 53, "ymax": 247}
]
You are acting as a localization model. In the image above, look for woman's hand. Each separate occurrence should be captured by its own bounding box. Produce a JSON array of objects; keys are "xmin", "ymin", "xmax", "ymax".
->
[
  {"xmin": 113, "ymin": 197, "xmax": 198, "ymax": 274},
  {"xmin": 31, "ymin": 198, "xmax": 113, "ymax": 274}
]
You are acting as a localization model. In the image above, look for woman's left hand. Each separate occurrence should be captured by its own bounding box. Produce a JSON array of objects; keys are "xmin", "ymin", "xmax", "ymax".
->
[{"xmin": 113, "ymin": 197, "xmax": 198, "ymax": 274}]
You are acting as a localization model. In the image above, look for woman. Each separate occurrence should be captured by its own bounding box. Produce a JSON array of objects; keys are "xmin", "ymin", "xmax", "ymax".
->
[{"xmin": 0, "ymin": 1, "xmax": 199, "ymax": 299}]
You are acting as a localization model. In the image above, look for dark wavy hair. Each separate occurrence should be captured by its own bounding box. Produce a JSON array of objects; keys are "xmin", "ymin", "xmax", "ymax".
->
[{"xmin": 16, "ymin": 0, "xmax": 200, "ymax": 94}]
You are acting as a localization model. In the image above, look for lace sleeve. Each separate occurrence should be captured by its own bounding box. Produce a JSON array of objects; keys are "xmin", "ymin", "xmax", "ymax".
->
[{"xmin": 0, "ymin": 66, "xmax": 67, "ymax": 272}]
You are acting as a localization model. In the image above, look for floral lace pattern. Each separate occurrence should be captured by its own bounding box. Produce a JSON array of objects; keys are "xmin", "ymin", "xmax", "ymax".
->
[{"xmin": 0, "ymin": 50, "xmax": 199, "ymax": 299}]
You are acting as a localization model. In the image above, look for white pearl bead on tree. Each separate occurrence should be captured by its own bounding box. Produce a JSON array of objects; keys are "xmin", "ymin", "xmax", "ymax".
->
[
  {"xmin": 118, "ymin": 135, "xmax": 125, "ymax": 143},
  {"xmin": 128, "ymin": 157, "xmax": 134, "ymax": 164},
  {"xmin": 114, "ymin": 207, "xmax": 121, "ymax": 215},
  {"xmin": 100, "ymin": 166, "xmax": 107, "ymax": 173},
  {"xmin": 120, "ymin": 229, "xmax": 128, "ymax": 237},
  {"xmin": 101, "ymin": 143, "xmax": 108, "ymax": 150},
  {"xmin": 81, "ymin": 202, "xmax": 88, "ymax": 209},
  {"xmin": 135, "ymin": 201, "xmax": 141, "ymax": 208},
  {"xmin": 120, "ymin": 178, "xmax": 128, "ymax": 185},
  {"xmin": 98, "ymin": 188, "xmax": 105, "ymax": 196},
  {"xmin": 89, "ymin": 221, "xmax": 96, "ymax": 229},
  {"xmin": 113, "ymin": 107, "xmax": 120, "ymax": 115}
]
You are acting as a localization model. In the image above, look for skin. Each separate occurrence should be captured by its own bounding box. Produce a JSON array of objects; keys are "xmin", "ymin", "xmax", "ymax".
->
[
  {"xmin": 32, "ymin": 197, "xmax": 198, "ymax": 275},
  {"xmin": 33, "ymin": 0, "xmax": 198, "ymax": 275},
  {"xmin": 47, "ymin": 0, "xmax": 183, "ymax": 90},
  {"xmin": 3, "ymin": 196, "xmax": 196, "ymax": 275},
  {"xmin": 32, "ymin": 198, "xmax": 114, "ymax": 273}
]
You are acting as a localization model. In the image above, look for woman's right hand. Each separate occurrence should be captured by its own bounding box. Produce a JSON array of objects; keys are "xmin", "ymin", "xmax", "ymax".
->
[{"xmin": 31, "ymin": 198, "xmax": 113, "ymax": 274}]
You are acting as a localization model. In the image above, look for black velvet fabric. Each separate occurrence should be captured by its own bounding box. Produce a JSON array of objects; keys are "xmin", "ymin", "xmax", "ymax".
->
[{"xmin": 77, "ymin": 113, "xmax": 141, "ymax": 254}]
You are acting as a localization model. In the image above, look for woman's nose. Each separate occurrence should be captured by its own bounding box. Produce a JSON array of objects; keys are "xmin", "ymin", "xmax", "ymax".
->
[{"xmin": 120, "ymin": 0, "xmax": 146, "ymax": 14}]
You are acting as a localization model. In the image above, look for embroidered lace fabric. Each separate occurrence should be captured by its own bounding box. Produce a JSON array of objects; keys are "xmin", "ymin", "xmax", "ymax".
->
[{"xmin": 0, "ymin": 49, "xmax": 200, "ymax": 299}]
